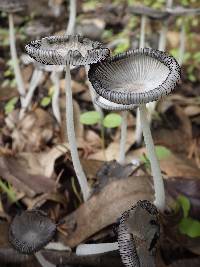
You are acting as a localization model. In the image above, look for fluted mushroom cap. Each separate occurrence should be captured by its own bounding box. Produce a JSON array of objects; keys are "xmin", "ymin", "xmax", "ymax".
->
[
  {"xmin": 118, "ymin": 200, "xmax": 159, "ymax": 267},
  {"xmin": 9, "ymin": 210, "xmax": 56, "ymax": 255},
  {"xmin": 129, "ymin": 5, "xmax": 169, "ymax": 20},
  {"xmin": 25, "ymin": 35, "xmax": 110, "ymax": 66},
  {"xmin": 0, "ymin": 0, "xmax": 27, "ymax": 13},
  {"xmin": 89, "ymin": 48, "xmax": 181, "ymax": 105},
  {"xmin": 95, "ymin": 95, "xmax": 138, "ymax": 111}
]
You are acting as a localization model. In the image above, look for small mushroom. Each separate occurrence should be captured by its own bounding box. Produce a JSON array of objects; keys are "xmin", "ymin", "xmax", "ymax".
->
[
  {"xmin": 118, "ymin": 200, "xmax": 160, "ymax": 267},
  {"xmin": 0, "ymin": 0, "xmax": 27, "ymax": 104},
  {"xmin": 88, "ymin": 48, "xmax": 181, "ymax": 211},
  {"xmin": 25, "ymin": 35, "xmax": 110, "ymax": 201},
  {"xmin": 76, "ymin": 200, "xmax": 160, "ymax": 263},
  {"xmin": 9, "ymin": 210, "xmax": 57, "ymax": 267}
]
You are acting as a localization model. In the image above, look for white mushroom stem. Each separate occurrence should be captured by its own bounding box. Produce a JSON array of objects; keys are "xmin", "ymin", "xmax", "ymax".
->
[
  {"xmin": 119, "ymin": 111, "xmax": 128, "ymax": 165},
  {"xmin": 85, "ymin": 65, "xmax": 104, "ymax": 117},
  {"xmin": 139, "ymin": 15, "xmax": 146, "ymax": 49},
  {"xmin": 139, "ymin": 104, "xmax": 165, "ymax": 211},
  {"xmin": 8, "ymin": 13, "xmax": 26, "ymax": 104},
  {"xmin": 19, "ymin": 68, "xmax": 43, "ymax": 120},
  {"xmin": 76, "ymin": 242, "xmax": 119, "ymax": 256},
  {"xmin": 158, "ymin": 0, "xmax": 173, "ymax": 51},
  {"xmin": 35, "ymin": 251, "xmax": 55, "ymax": 267},
  {"xmin": 51, "ymin": 71, "xmax": 61, "ymax": 124},
  {"xmin": 65, "ymin": 62, "xmax": 90, "ymax": 201},
  {"xmin": 178, "ymin": 22, "xmax": 186, "ymax": 66},
  {"xmin": 66, "ymin": 0, "xmax": 77, "ymax": 35},
  {"xmin": 135, "ymin": 14, "xmax": 147, "ymax": 145}
]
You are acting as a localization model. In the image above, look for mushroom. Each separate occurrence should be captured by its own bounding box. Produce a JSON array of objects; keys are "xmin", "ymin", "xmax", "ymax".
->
[
  {"xmin": 118, "ymin": 200, "xmax": 160, "ymax": 267},
  {"xmin": 88, "ymin": 48, "xmax": 181, "ymax": 211},
  {"xmin": 0, "ymin": 0, "xmax": 27, "ymax": 105},
  {"xmin": 95, "ymin": 95, "xmax": 137, "ymax": 164},
  {"xmin": 76, "ymin": 200, "xmax": 160, "ymax": 265},
  {"xmin": 9, "ymin": 210, "xmax": 57, "ymax": 267},
  {"xmin": 25, "ymin": 35, "xmax": 110, "ymax": 201},
  {"xmin": 130, "ymin": 4, "xmax": 170, "ymax": 146}
]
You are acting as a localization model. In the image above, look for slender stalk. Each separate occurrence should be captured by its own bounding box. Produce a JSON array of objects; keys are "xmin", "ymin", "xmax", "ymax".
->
[
  {"xmin": 119, "ymin": 111, "xmax": 128, "ymax": 164},
  {"xmin": 158, "ymin": 0, "xmax": 173, "ymax": 51},
  {"xmin": 35, "ymin": 251, "xmax": 55, "ymax": 267},
  {"xmin": 65, "ymin": 62, "xmax": 90, "ymax": 201},
  {"xmin": 135, "ymin": 14, "xmax": 146, "ymax": 145},
  {"xmin": 19, "ymin": 68, "xmax": 43, "ymax": 120},
  {"xmin": 66, "ymin": 0, "xmax": 77, "ymax": 35},
  {"xmin": 139, "ymin": 15, "xmax": 146, "ymax": 49},
  {"xmin": 178, "ymin": 21, "xmax": 186, "ymax": 66},
  {"xmin": 8, "ymin": 13, "xmax": 26, "ymax": 104},
  {"xmin": 76, "ymin": 242, "xmax": 119, "ymax": 256},
  {"xmin": 139, "ymin": 104, "xmax": 165, "ymax": 211},
  {"xmin": 51, "ymin": 71, "xmax": 61, "ymax": 124}
]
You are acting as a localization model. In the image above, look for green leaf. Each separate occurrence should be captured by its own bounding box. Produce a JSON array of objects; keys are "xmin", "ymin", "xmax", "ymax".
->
[
  {"xmin": 177, "ymin": 195, "xmax": 190, "ymax": 218},
  {"xmin": 179, "ymin": 217, "xmax": 200, "ymax": 238},
  {"xmin": 40, "ymin": 96, "xmax": 51, "ymax": 107},
  {"xmin": 155, "ymin": 146, "xmax": 172, "ymax": 160},
  {"xmin": 103, "ymin": 113, "xmax": 122, "ymax": 128},
  {"xmin": 4, "ymin": 97, "xmax": 18, "ymax": 114},
  {"xmin": 0, "ymin": 179, "xmax": 17, "ymax": 204},
  {"xmin": 80, "ymin": 111, "xmax": 101, "ymax": 125}
]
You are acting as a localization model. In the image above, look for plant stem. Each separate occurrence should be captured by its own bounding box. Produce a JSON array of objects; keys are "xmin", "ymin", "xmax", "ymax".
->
[
  {"xmin": 139, "ymin": 104, "xmax": 165, "ymax": 211},
  {"xmin": 119, "ymin": 111, "xmax": 127, "ymax": 164},
  {"xmin": 35, "ymin": 252, "xmax": 55, "ymax": 267},
  {"xmin": 66, "ymin": 0, "xmax": 76, "ymax": 35},
  {"xmin": 76, "ymin": 242, "xmax": 119, "ymax": 255},
  {"xmin": 8, "ymin": 13, "xmax": 25, "ymax": 104},
  {"xmin": 65, "ymin": 63, "xmax": 90, "ymax": 202},
  {"xmin": 19, "ymin": 68, "xmax": 43, "ymax": 120},
  {"xmin": 51, "ymin": 71, "xmax": 61, "ymax": 124}
]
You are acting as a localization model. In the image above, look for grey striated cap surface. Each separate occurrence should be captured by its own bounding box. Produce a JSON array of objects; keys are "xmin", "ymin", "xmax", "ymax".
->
[
  {"xmin": 25, "ymin": 35, "xmax": 110, "ymax": 66},
  {"xmin": 9, "ymin": 210, "xmax": 56, "ymax": 255},
  {"xmin": 117, "ymin": 200, "xmax": 159, "ymax": 267},
  {"xmin": 89, "ymin": 48, "xmax": 181, "ymax": 105},
  {"xmin": 129, "ymin": 5, "xmax": 169, "ymax": 20},
  {"xmin": 95, "ymin": 94, "xmax": 138, "ymax": 111},
  {"xmin": 0, "ymin": 0, "xmax": 27, "ymax": 13}
]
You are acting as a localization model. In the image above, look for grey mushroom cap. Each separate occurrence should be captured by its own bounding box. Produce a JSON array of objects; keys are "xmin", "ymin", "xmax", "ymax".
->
[
  {"xmin": 0, "ymin": 0, "xmax": 27, "ymax": 13},
  {"xmin": 25, "ymin": 35, "xmax": 110, "ymax": 66},
  {"xmin": 129, "ymin": 5, "xmax": 169, "ymax": 20},
  {"xmin": 166, "ymin": 6, "xmax": 200, "ymax": 16},
  {"xmin": 88, "ymin": 48, "xmax": 181, "ymax": 105},
  {"xmin": 95, "ymin": 94, "xmax": 138, "ymax": 111},
  {"xmin": 117, "ymin": 200, "xmax": 159, "ymax": 267},
  {"xmin": 9, "ymin": 210, "xmax": 56, "ymax": 255}
]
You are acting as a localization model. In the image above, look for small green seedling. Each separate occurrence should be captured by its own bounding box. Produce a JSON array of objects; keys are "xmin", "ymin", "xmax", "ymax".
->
[
  {"xmin": 80, "ymin": 111, "xmax": 122, "ymax": 158},
  {"xmin": 40, "ymin": 86, "xmax": 54, "ymax": 107},
  {"xmin": 177, "ymin": 195, "xmax": 200, "ymax": 238},
  {"xmin": 4, "ymin": 96, "xmax": 18, "ymax": 114},
  {"xmin": 80, "ymin": 111, "xmax": 122, "ymax": 128},
  {"xmin": 140, "ymin": 145, "xmax": 172, "ymax": 168},
  {"xmin": 0, "ymin": 179, "xmax": 17, "ymax": 204}
]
